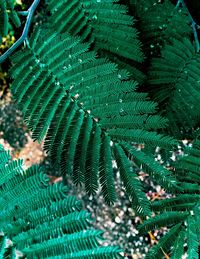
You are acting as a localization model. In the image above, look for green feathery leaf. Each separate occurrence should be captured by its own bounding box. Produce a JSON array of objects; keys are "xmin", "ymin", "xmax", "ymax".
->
[{"xmin": 0, "ymin": 145, "xmax": 122, "ymax": 258}]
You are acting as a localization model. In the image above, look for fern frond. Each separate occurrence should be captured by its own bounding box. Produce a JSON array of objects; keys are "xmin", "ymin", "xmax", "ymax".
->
[
  {"xmin": 47, "ymin": 0, "xmax": 143, "ymax": 62},
  {"xmin": 139, "ymin": 205, "xmax": 199, "ymax": 259},
  {"xmin": 187, "ymin": 216, "xmax": 199, "ymax": 259},
  {"xmin": 0, "ymin": 159, "xmax": 23, "ymax": 186},
  {"xmin": 101, "ymin": 114, "xmax": 167, "ymax": 130},
  {"xmin": 173, "ymin": 139, "xmax": 200, "ymax": 186},
  {"xmin": 0, "ymin": 145, "xmax": 122, "ymax": 258},
  {"xmin": 138, "ymin": 212, "xmax": 188, "ymax": 234},
  {"xmin": 113, "ymin": 143, "xmax": 151, "ymax": 216},
  {"xmin": 10, "ymin": 27, "xmax": 175, "ymax": 210},
  {"xmin": 47, "ymin": 246, "xmax": 122, "ymax": 259},
  {"xmin": 140, "ymin": 139, "xmax": 200, "ymax": 258},
  {"xmin": 73, "ymin": 115, "xmax": 93, "ymax": 185},
  {"xmin": 45, "ymin": 0, "xmax": 145, "ymax": 81},
  {"xmin": 152, "ymin": 195, "xmax": 200, "ymax": 212},
  {"xmin": 13, "ymin": 211, "xmax": 92, "ymax": 247},
  {"xmin": 109, "ymin": 128, "xmax": 176, "ymax": 148},
  {"xmin": 25, "ymin": 197, "xmax": 81, "ymax": 226},
  {"xmin": 132, "ymin": 0, "xmax": 191, "ymax": 52},
  {"xmin": 146, "ymin": 223, "xmax": 182, "ymax": 259},
  {"xmin": 149, "ymin": 37, "xmax": 200, "ymax": 134},
  {"xmin": 85, "ymin": 124, "xmax": 101, "ymax": 196},
  {"xmin": 99, "ymin": 134, "xmax": 116, "ymax": 204},
  {"xmin": 171, "ymin": 229, "xmax": 186, "ymax": 259},
  {"xmin": 65, "ymin": 109, "xmax": 85, "ymax": 175},
  {"xmin": 121, "ymin": 141, "xmax": 177, "ymax": 191},
  {"xmin": 23, "ymin": 230, "xmax": 104, "ymax": 257}
]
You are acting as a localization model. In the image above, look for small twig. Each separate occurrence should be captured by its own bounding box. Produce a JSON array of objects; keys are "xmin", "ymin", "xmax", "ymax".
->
[
  {"xmin": 0, "ymin": 0, "xmax": 41, "ymax": 64},
  {"xmin": 148, "ymin": 231, "xmax": 158, "ymax": 243},
  {"xmin": 17, "ymin": 11, "xmax": 29, "ymax": 16},
  {"xmin": 176, "ymin": 0, "xmax": 200, "ymax": 52},
  {"xmin": 148, "ymin": 231, "xmax": 170, "ymax": 259}
]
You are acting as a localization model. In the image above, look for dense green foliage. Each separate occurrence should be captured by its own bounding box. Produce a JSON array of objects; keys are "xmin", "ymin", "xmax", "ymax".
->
[
  {"xmin": 0, "ymin": 145, "xmax": 122, "ymax": 258},
  {"xmin": 1, "ymin": 0, "xmax": 200, "ymax": 258},
  {"xmin": 46, "ymin": 0, "xmax": 145, "ymax": 82},
  {"xmin": 130, "ymin": 0, "xmax": 191, "ymax": 51},
  {"xmin": 149, "ymin": 38, "xmax": 200, "ymax": 134},
  {"xmin": 9, "ymin": 0, "xmax": 179, "ymax": 218},
  {"xmin": 139, "ymin": 139, "xmax": 200, "ymax": 258},
  {"xmin": 131, "ymin": 0, "xmax": 200, "ymax": 136}
]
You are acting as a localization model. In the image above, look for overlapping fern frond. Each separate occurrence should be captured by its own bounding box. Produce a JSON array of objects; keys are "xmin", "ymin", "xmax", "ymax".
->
[
  {"xmin": 0, "ymin": 0, "xmax": 21, "ymax": 40},
  {"xmin": 149, "ymin": 37, "xmax": 200, "ymax": 135},
  {"xmin": 130, "ymin": 0, "xmax": 191, "ymax": 53},
  {"xmin": 10, "ymin": 25, "xmax": 178, "ymax": 216},
  {"xmin": 46, "ymin": 0, "xmax": 144, "ymax": 81},
  {"xmin": 128, "ymin": 0, "xmax": 199, "ymax": 137},
  {"xmin": 1, "ymin": 0, "xmax": 200, "ymax": 257},
  {"xmin": 0, "ymin": 145, "xmax": 122, "ymax": 258},
  {"xmin": 139, "ymin": 199, "xmax": 200, "ymax": 259},
  {"xmin": 138, "ymin": 139, "xmax": 200, "ymax": 258},
  {"xmin": 173, "ymin": 139, "xmax": 200, "ymax": 190}
]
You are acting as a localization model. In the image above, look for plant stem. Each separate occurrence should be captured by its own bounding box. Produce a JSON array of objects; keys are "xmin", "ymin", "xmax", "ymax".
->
[
  {"xmin": 176, "ymin": 0, "xmax": 200, "ymax": 52},
  {"xmin": 0, "ymin": 0, "xmax": 41, "ymax": 64}
]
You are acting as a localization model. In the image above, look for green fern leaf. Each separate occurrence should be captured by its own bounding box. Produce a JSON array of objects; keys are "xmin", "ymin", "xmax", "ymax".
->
[
  {"xmin": 131, "ymin": 0, "xmax": 191, "ymax": 52},
  {"xmin": 171, "ymin": 229, "xmax": 186, "ymax": 259},
  {"xmin": 46, "ymin": 0, "xmax": 145, "ymax": 81},
  {"xmin": 9, "ymin": 27, "xmax": 176, "ymax": 212},
  {"xmin": 74, "ymin": 115, "xmax": 93, "ymax": 185},
  {"xmin": 100, "ymin": 134, "xmax": 116, "ymax": 204},
  {"xmin": 85, "ymin": 124, "xmax": 101, "ymax": 196},
  {"xmin": 121, "ymin": 141, "xmax": 177, "ymax": 190},
  {"xmin": 152, "ymin": 195, "xmax": 200, "ymax": 212},
  {"xmin": 48, "ymin": 246, "xmax": 123, "ymax": 259},
  {"xmin": 138, "ymin": 211, "xmax": 188, "ymax": 234},
  {"xmin": 113, "ymin": 143, "xmax": 151, "ymax": 216},
  {"xmin": 149, "ymin": 37, "xmax": 200, "ymax": 134},
  {"xmin": 146, "ymin": 223, "xmax": 182, "ymax": 259},
  {"xmin": 187, "ymin": 216, "xmax": 199, "ymax": 259},
  {"xmin": 0, "ymin": 145, "xmax": 122, "ymax": 258},
  {"xmin": 140, "ymin": 139, "xmax": 200, "ymax": 258}
]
